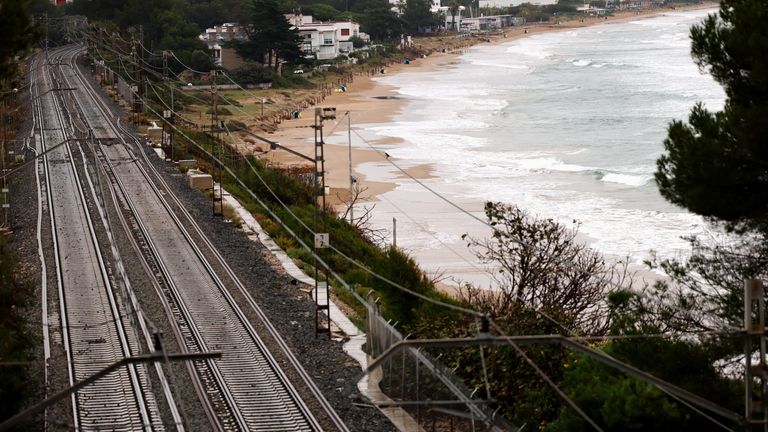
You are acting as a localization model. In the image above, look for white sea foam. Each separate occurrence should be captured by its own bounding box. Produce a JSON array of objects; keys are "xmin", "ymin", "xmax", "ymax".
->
[
  {"xmin": 358, "ymin": 8, "xmax": 725, "ymax": 277},
  {"xmin": 600, "ymin": 173, "xmax": 651, "ymax": 187},
  {"xmin": 515, "ymin": 157, "xmax": 590, "ymax": 173}
]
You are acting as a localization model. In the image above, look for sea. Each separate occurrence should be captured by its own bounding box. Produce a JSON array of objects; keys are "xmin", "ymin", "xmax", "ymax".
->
[{"xmin": 343, "ymin": 8, "xmax": 726, "ymax": 287}]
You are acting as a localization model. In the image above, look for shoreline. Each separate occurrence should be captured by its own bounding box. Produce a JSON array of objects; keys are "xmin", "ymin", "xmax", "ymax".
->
[
  {"xmin": 265, "ymin": 1, "xmax": 720, "ymax": 204},
  {"xmin": 263, "ymin": 2, "xmax": 720, "ymax": 288}
]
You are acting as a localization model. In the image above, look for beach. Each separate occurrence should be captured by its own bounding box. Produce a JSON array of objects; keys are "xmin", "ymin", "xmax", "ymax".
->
[{"xmin": 261, "ymin": 2, "xmax": 722, "ymax": 288}]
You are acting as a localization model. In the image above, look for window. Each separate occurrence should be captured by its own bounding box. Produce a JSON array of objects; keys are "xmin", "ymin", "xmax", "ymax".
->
[{"xmin": 341, "ymin": 28, "xmax": 350, "ymax": 36}]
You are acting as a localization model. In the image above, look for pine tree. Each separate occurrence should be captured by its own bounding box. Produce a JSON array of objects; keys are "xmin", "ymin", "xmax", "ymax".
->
[
  {"xmin": 0, "ymin": 0, "xmax": 38, "ymax": 89},
  {"xmin": 235, "ymin": 0, "xmax": 302, "ymax": 70},
  {"xmin": 655, "ymin": 0, "xmax": 768, "ymax": 234}
]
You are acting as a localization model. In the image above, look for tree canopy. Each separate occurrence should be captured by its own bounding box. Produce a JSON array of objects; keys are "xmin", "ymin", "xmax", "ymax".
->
[
  {"xmin": 356, "ymin": 0, "xmax": 404, "ymax": 41},
  {"xmin": 402, "ymin": 0, "xmax": 437, "ymax": 34},
  {"xmin": 655, "ymin": 0, "xmax": 768, "ymax": 235},
  {"xmin": 0, "ymin": 0, "xmax": 39, "ymax": 89},
  {"xmin": 233, "ymin": 0, "xmax": 303, "ymax": 70},
  {"xmin": 68, "ymin": 0, "xmax": 210, "ymax": 71}
]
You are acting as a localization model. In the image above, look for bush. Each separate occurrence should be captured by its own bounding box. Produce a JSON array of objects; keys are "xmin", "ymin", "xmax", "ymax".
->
[
  {"xmin": 228, "ymin": 62, "xmax": 275, "ymax": 85},
  {"xmin": 205, "ymin": 106, "xmax": 232, "ymax": 116},
  {"xmin": 0, "ymin": 238, "xmax": 34, "ymax": 424},
  {"xmin": 272, "ymin": 75, "xmax": 313, "ymax": 89},
  {"xmin": 349, "ymin": 36, "xmax": 367, "ymax": 48}
]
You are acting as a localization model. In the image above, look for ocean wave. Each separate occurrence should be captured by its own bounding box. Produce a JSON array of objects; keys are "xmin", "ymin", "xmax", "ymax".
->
[
  {"xmin": 468, "ymin": 60, "xmax": 530, "ymax": 71},
  {"xmin": 516, "ymin": 157, "xmax": 589, "ymax": 172},
  {"xmin": 572, "ymin": 59, "xmax": 592, "ymax": 67},
  {"xmin": 600, "ymin": 172, "xmax": 652, "ymax": 187},
  {"xmin": 589, "ymin": 168, "xmax": 652, "ymax": 187}
]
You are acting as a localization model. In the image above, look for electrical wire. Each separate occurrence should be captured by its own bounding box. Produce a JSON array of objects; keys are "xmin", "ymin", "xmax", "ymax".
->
[
  {"xmin": 119, "ymin": 64, "xmax": 741, "ymax": 432},
  {"xmin": 170, "ymin": 51, "xmax": 209, "ymax": 75},
  {"xmin": 491, "ymin": 319, "xmax": 607, "ymax": 431},
  {"xmin": 346, "ymin": 125, "xmax": 713, "ymax": 333},
  {"xmin": 213, "ymin": 122, "xmax": 483, "ymax": 317}
]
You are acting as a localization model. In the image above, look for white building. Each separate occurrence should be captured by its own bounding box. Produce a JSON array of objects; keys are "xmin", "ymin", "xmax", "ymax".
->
[
  {"xmin": 298, "ymin": 22, "xmax": 340, "ymax": 60},
  {"xmin": 479, "ymin": 0, "xmax": 556, "ymax": 8},
  {"xmin": 200, "ymin": 16, "xmax": 368, "ymax": 66},
  {"xmin": 287, "ymin": 14, "xmax": 369, "ymax": 60},
  {"xmin": 461, "ymin": 14, "xmax": 524, "ymax": 31}
]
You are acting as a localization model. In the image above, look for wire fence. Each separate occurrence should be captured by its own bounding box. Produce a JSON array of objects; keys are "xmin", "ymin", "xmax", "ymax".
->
[{"xmin": 365, "ymin": 301, "xmax": 517, "ymax": 431}]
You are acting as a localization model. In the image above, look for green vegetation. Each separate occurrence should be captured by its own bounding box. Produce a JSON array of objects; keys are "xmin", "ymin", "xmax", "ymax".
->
[
  {"xmin": 656, "ymin": 0, "xmax": 768, "ymax": 236},
  {"xmin": 232, "ymin": 0, "xmax": 304, "ymax": 70},
  {"xmin": 0, "ymin": 238, "xmax": 35, "ymax": 427},
  {"xmin": 175, "ymin": 130, "xmax": 457, "ymax": 332},
  {"xmin": 402, "ymin": 0, "xmax": 438, "ymax": 34},
  {"xmin": 546, "ymin": 291, "xmax": 742, "ymax": 431},
  {"xmin": 0, "ymin": 0, "xmax": 38, "ymax": 425},
  {"xmin": 160, "ymin": 3, "xmax": 763, "ymax": 427},
  {"xmin": 64, "ymin": 0, "xmax": 764, "ymax": 428},
  {"xmin": 355, "ymin": 0, "xmax": 405, "ymax": 40},
  {"xmin": 0, "ymin": 0, "xmax": 39, "ymax": 89},
  {"xmin": 68, "ymin": 0, "xmax": 213, "ymax": 73}
]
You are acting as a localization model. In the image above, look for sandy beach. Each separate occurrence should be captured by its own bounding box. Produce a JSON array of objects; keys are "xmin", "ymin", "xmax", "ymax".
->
[
  {"xmin": 259, "ymin": 1, "xmax": 720, "ymax": 288},
  {"xmin": 263, "ymin": 1, "xmax": 719, "ymax": 205}
]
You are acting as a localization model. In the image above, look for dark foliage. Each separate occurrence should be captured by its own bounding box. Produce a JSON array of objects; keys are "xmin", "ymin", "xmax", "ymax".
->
[
  {"xmin": 228, "ymin": 62, "xmax": 275, "ymax": 84},
  {"xmin": 655, "ymin": 0, "xmax": 768, "ymax": 235},
  {"xmin": 0, "ymin": 239, "xmax": 34, "ymax": 425},
  {"xmin": 233, "ymin": 0, "xmax": 304, "ymax": 69},
  {"xmin": 0, "ymin": 0, "xmax": 39, "ymax": 89},
  {"xmin": 546, "ymin": 291, "xmax": 742, "ymax": 431}
]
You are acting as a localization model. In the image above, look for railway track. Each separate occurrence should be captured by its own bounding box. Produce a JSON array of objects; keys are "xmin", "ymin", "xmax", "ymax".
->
[
  {"xmin": 50, "ymin": 44, "xmax": 349, "ymax": 431},
  {"xmin": 32, "ymin": 46, "xmax": 166, "ymax": 430}
]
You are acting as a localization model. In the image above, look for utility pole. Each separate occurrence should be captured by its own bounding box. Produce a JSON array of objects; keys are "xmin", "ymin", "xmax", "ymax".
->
[
  {"xmin": 229, "ymin": 124, "xmax": 333, "ymax": 337},
  {"xmin": 130, "ymin": 32, "xmax": 140, "ymax": 121},
  {"xmin": 1, "ymin": 96, "xmax": 8, "ymax": 231},
  {"xmin": 211, "ymin": 69, "xmax": 223, "ymax": 216},
  {"xmin": 137, "ymin": 25, "xmax": 145, "ymax": 114},
  {"xmin": 162, "ymin": 51, "xmax": 175, "ymax": 161},
  {"xmin": 313, "ymin": 107, "xmax": 334, "ymax": 338},
  {"xmin": 392, "ymin": 217, "xmax": 397, "ymax": 247},
  {"xmin": 744, "ymin": 278, "xmax": 767, "ymax": 431},
  {"xmin": 347, "ymin": 111, "xmax": 353, "ymax": 224}
]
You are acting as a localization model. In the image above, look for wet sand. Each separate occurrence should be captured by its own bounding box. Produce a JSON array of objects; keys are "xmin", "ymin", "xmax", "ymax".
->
[
  {"xmin": 265, "ymin": 2, "xmax": 719, "ymax": 209},
  {"xmin": 262, "ymin": 2, "xmax": 719, "ymax": 289}
]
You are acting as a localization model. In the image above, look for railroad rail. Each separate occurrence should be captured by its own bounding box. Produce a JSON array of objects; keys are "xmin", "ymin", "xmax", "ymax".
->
[
  {"xmin": 56, "ymin": 44, "xmax": 347, "ymax": 431},
  {"xmin": 32, "ymin": 46, "xmax": 166, "ymax": 430}
]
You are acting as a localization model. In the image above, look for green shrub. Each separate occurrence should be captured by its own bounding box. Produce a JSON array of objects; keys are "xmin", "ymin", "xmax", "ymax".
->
[{"xmin": 228, "ymin": 62, "xmax": 275, "ymax": 85}]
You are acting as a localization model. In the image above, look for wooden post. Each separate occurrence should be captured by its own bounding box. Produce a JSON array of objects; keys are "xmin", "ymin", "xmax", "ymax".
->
[{"xmin": 393, "ymin": 217, "xmax": 397, "ymax": 247}]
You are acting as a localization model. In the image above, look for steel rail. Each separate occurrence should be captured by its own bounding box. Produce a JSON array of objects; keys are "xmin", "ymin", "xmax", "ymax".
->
[
  {"xmin": 52, "ymin": 47, "xmax": 155, "ymax": 431},
  {"xmin": 96, "ymin": 50, "xmax": 350, "ymax": 431},
  {"xmin": 67, "ymin": 47, "xmax": 237, "ymax": 432},
  {"xmin": 72, "ymin": 45, "xmax": 323, "ymax": 431},
  {"xmin": 130, "ymin": 132, "xmax": 351, "ymax": 432},
  {"xmin": 59, "ymin": 46, "xmax": 186, "ymax": 431},
  {"xmin": 93, "ymin": 142, "xmax": 221, "ymax": 431},
  {"xmin": 73, "ymin": 44, "xmax": 321, "ymax": 430},
  {"xmin": 48, "ymin": 46, "xmax": 154, "ymax": 430},
  {"xmin": 36, "ymin": 46, "xmax": 159, "ymax": 431}
]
